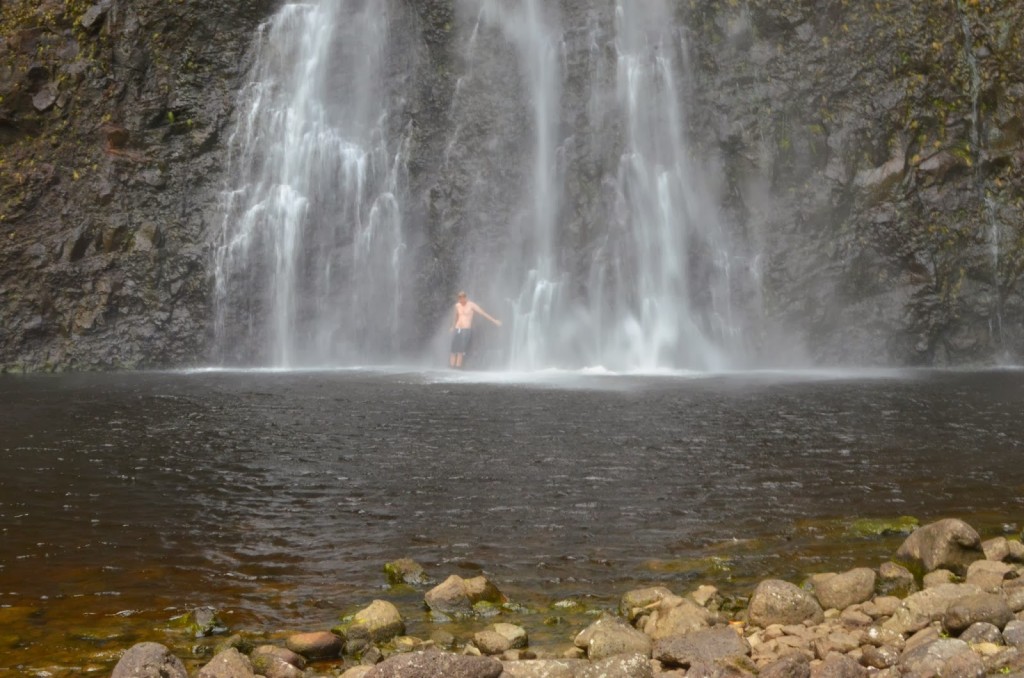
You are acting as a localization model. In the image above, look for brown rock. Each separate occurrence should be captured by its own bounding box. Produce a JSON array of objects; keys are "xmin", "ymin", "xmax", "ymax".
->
[
  {"xmin": 251, "ymin": 645, "xmax": 305, "ymax": 670},
  {"xmin": 196, "ymin": 648, "xmax": 254, "ymax": 678},
  {"xmin": 759, "ymin": 652, "xmax": 811, "ymax": 678},
  {"xmin": 620, "ymin": 586, "xmax": 674, "ymax": 621},
  {"xmin": 574, "ymin": 615, "xmax": 652, "ymax": 661},
  {"xmin": 498, "ymin": 659, "xmax": 582, "ymax": 678},
  {"xmin": 861, "ymin": 644, "xmax": 899, "ymax": 669},
  {"xmin": 813, "ymin": 568, "xmax": 877, "ymax": 611},
  {"xmin": 578, "ymin": 652, "xmax": 654, "ymax": 678},
  {"xmin": 810, "ymin": 653, "xmax": 867, "ymax": 678},
  {"xmin": 965, "ymin": 560, "xmax": 1015, "ymax": 590},
  {"xmin": 111, "ymin": 642, "xmax": 188, "ymax": 678},
  {"xmin": 363, "ymin": 650, "xmax": 503, "ymax": 678},
  {"xmin": 943, "ymin": 593, "xmax": 1013, "ymax": 633},
  {"xmin": 983, "ymin": 537, "xmax": 1012, "ymax": 562},
  {"xmin": 877, "ymin": 561, "xmax": 918, "ymax": 598},
  {"xmin": 473, "ymin": 629, "xmax": 510, "ymax": 655},
  {"xmin": 285, "ymin": 631, "xmax": 343, "ymax": 659},
  {"xmin": 425, "ymin": 575, "xmax": 473, "ymax": 616},
  {"xmin": 748, "ymin": 580, "xmax": 825, "ymax": 628},
  {"xmin": 652, "ymin": 626, "xmax": 750, "ymax": 669}
]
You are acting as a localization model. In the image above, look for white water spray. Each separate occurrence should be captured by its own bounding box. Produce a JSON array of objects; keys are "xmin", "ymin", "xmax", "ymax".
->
[{"xmin": 212, "ymin": 1, "xmax": 407, "ymax": 367}]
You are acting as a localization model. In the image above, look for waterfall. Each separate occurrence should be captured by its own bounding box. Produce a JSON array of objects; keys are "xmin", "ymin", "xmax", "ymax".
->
[
  {"xmin": 458, "ymin": 0, "xmax": 750, "ymax": 371},
  {"xmin": 581, "ymin": 0, "xmax": 739, "ymax": 371},
  {"xmin": 212, "ymin": 0, "xmax": 757, "ymax": 372},
  {"xmin": 959, "ymin": 5, "xmax": 1005, "ymax": 352},
  {"xmin": 212, "ymin": 1, "xmax": 408, "ymax": 367}
]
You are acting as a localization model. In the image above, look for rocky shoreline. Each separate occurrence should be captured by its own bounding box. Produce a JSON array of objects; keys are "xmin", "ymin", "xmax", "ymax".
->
[{"xmin": 110, "ymin": 518, "xmax": 1024, "ymax": 678}]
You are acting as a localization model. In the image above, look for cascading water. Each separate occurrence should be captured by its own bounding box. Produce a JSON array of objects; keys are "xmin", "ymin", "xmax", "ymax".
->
[
  {"xmin": 959, "ymin": 5, "xmax": 1005, "ymax": 353},
  {"xmin": 455, "ymin": 0, "xmax": 753, "ymax": 371},
  {"xmin": 457, "ymin": 0, "xmax": 566, "ymax": 370},
  {"xmin": 212, "ymin": 0, "xmax": 759, "ymax": 372},
  {"xmin": 212, "ymin": 1, "xmax": 408, "ymax": 367},
  {"xmin": 580, "ymin": 0, "xmax": 741, "ymax": 371}
]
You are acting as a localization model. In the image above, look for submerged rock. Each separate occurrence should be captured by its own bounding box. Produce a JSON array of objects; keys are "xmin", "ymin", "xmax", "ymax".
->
[
  {"xmin": 284, "ymin": 630, "xmax": 343, "ymax": 659},
  {"xmin": 384, "ymin": 558, "xmax": 432, "ymax": 586},
  {"xmin": 424, "ymin": 574, "xmax": 506, "ymax": 618}
]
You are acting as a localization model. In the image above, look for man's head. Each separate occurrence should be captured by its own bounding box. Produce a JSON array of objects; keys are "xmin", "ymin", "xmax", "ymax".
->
[{"xmin": 457, "ymin": 291, "xmax": 467, "ymax": 304}]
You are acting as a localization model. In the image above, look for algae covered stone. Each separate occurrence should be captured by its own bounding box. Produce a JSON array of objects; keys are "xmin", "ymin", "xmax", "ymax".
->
[{"xmin": 384, "ymin": 558, "xmax": 432, "ymax": 586}]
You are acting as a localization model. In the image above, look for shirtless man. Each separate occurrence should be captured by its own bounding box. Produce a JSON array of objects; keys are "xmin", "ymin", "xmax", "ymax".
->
[{"xmin": 450, "ymin": 291, "xmax": 501, "ymax": 368}]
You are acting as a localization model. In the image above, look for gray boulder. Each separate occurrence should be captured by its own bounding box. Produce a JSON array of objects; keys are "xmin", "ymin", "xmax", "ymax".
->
[
  {"xmin": 813, "ymin": 568, "xmax": 876, "ymax": 611},
  {"xmin": 896, "ymin": 519, "xmax": 984, "ymax": 575},
  {"xmin": 965, "ymin": 559, "xmax": 1015, "ymax": 590},
  {"xmin": 1004, "ymin": 620, "xmax": 1024, "ymax": 648},
  {"xmin": 579, "ymin": 652, "xmax": 653, "ymax": 678},
  {"xmin": 959, "ymin": 622, "xmax": 1003, "ymax": 644},
  {"xmin": 363, "ymin": 650, "xmax": 503, "ymax": 678},
  {"xmin": 748, "ymin": 579, "xmax": 825, "ymax": 627},
  {"xmin": 809, "ymin": 653, "xmax": 867, "ymax": 678},
  {"xmin": 111, "ymin": 642, "xmax": 188, "ymax": 678},
  {"xmin": 574, "ymin": 615, "xmax": 653, "ymax": 661},
  {"xmin": 620, "ymin": 586, "xmax": 674, "ymax": 621},
  {"xmin": 759, "ymin": 652, "xmax": 811, "ymax": 678},
  {"xmin": 898, "ymin": 638, "xmax": 984, "ymax": 678},
  {"xmin": 641, "ymin": 596, "xmax": 711, "ymax": 639},
  {"xmin": 498, "ymin": 659, "xmax": 582, "ymax": 678},
  {"xmin": 652, "ymin": 626, "xmax": 750, "ymax": 670},
  {"xmin": 473, "ymin": 629, "xmax": 511, "ymax": 655},
  {"xmin": 983, "ymin": 537, "xmax": 1012, "ymax": 562},
  {"xmin": 196, "ymin": 648, "xmax": 254, "ymax": 678},
  {"xmin": 943, "ymin": 593, "xmax": 1013, "ymax": 633},
  {"xmin": 883, "ymin": 583, "xmax": 983, "ymax": 635},
  {"xmin": 861, "ymin": 644, "xmax": 900, "ymax": 669}
]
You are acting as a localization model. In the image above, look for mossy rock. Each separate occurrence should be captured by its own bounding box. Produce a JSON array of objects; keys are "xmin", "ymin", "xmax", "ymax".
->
[
  {"xmin": 846, "ymin": 516, "xmax": 919, "ymax": 538},
  {"xmin": 384, "ymin": 558, "xmax": 432, "ymax": 587},
  {"xmin": 171, "ymin": 606, "xmax": 227, "ymax": 638},
  {"xmin": 642, "ymin": 555, "xmax": 734, "ymax": 575}
]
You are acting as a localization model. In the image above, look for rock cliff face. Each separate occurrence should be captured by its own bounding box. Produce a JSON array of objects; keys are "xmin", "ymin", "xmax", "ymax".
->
[
  {"xmin": 2, "ymin": 0, "xmax": 1022, "ymax": 370},
  {"xmin": 0, "ymin": 0, "xmax": 276, "ymax": 369}
]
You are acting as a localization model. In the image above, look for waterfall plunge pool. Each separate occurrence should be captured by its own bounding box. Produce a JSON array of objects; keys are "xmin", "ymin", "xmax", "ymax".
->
[{"xmin": 1, "ymin": 368, "xmax": 1022, "ymax": 674}]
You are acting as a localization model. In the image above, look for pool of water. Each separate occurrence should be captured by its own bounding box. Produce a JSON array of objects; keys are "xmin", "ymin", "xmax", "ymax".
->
[{"xmin": 1, "ymin": 368, "xmax": 1022, "ymax": 675}]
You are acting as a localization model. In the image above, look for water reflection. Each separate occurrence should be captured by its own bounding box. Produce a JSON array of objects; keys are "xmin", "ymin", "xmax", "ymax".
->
[{"xmin": 1, "ymin": 369, "xmax": 1022, "ymax": 674}]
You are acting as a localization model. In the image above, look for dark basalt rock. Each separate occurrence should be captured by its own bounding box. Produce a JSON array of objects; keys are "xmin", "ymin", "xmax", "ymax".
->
[{"xmin": 2, "ymin": 0, "xmax": 1023, "ymax": 370}]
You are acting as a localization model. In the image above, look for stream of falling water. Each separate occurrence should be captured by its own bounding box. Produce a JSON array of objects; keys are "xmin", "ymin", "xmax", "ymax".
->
[
  {"xmin": 959, "ymin": 4, "xmax": 1005, "ymax": 351},
  {"xmin": 456, "ymin": 0, "xmax": 755, "ymax": 371},
  {"xmin": 213, "ymin": 0, "xmax": 756, "ymax": 371},
  {"xmin": 585, "ymin": 0, "xmax": 738, "ymax": 371},
  {"xmin": 212, "ymin": 1, "xmax": 408, "ymax": 367}
]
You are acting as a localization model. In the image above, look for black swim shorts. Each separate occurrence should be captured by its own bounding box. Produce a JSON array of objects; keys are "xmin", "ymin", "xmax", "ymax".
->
[{"xmin": 450, "ymin": 327, "xmax": 472, "ymax": 353}]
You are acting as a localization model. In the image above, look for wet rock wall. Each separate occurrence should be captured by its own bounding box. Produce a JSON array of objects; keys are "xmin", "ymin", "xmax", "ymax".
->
[{"xmin": 2, "ymin": 0, "xmax": 1022, "ymax": 369}]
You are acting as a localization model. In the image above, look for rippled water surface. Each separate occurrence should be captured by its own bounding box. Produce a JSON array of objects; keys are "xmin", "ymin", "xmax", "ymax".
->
[{"xmin": 1, "ymin": 368, "xmax": 1023, "ymax": 674}]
